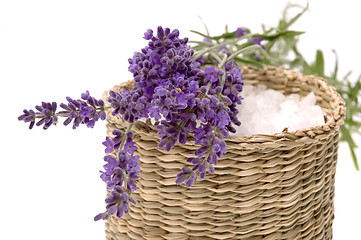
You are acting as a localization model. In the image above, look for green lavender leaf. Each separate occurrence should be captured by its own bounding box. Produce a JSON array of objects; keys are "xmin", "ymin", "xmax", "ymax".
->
[
  {"xmin": 278, "ymin": 2, "xmax": 309, "ymax": 31},
  {"xmin": 331, "ymin": 50, "xmax": 339, "ymax": 80},
  {"xmin": 234, "ymin": 57, "xmax": 264, "ymax": 69},
  {"xmin": 253, "ymin": 31, "xmax": 304, "ymax": 41},
  {"xmin": 350, "ymin": 146, "xmax": 360, "ymax": 171},
  {"xmin": 315, "ymin": 50, "xmax": 325, "ymax": 77},
  {"xmin": 341, "ymin": 124, "xmax": 360, "ymax": 170},
  {"xmin": 190, "ymin": 30, "xmax": 237, "ymax": 41}
]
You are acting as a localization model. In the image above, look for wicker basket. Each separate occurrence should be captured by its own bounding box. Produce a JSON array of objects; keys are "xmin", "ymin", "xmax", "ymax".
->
[{"xmin": 103, "ymin": 65, "xmax": 345, "ymax": 240}]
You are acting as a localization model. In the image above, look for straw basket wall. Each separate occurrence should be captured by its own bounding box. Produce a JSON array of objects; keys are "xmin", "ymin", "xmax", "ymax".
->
[{"xmin": 103, "ymin": 65, "xmax": 345, "ymax": 240}]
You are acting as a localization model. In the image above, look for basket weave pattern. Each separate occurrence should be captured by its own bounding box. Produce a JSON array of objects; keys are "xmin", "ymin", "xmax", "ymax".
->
[{"xmin": 103, "ymin": 66, "xmax": 345, "ymax": 240}]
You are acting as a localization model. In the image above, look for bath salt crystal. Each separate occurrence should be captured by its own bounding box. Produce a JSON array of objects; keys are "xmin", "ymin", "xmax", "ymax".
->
[{"xmin": 232, "ymin": 85, "xmax": 326, "ymax": 137}]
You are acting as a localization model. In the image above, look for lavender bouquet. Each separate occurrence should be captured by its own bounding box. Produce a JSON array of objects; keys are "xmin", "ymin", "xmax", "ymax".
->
[
  {"xmin": 18, "ymin": 4, "xmax": 360, "ymax": 223},
  {"xmin": 18, "ymin": 26, "xmax": 258, "ymax": 220}
]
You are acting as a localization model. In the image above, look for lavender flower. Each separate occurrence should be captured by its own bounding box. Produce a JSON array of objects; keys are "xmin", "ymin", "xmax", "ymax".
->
[
  {"xmin": 96, "ymin": 128, "xmax": 139, "ymax": 221},
  {"xmin": 18, "ymin": 102, "xmax": 58, "ymax": 130},
  {"xmin": 59, "ymin": 91, "xmax": 106, "ymax": 129},
  {"xmin": 251, "ymin": 37, "xmax": 266, "ymax": 50},
  {"xmin": 236, "ymin": 27, "xmax": 246, "ymax": 37},
  {"xmin": 18, "ymin": 91, "xmax": 107, "ymax": 130},
  {"xmin": 254, "ymin": 55, "xmax": 262, "ymax": 60},
  {"xmin": 102, "ymin": 137, "xmax": 115, "ymax": 154},
  {"xmin": 251, "ymin": 37, "xmax": 263, "ymax": 45},
  {"xmin": 203, "ymin": 37, "xmax": 212, "ymax": 43},
  {"xmin": 94, "ymin": 186, "xmax": 137, "ymax": 221},
  {"xmin": 18, "ymin": 109, "xmax": 36, "ymax": 129}
]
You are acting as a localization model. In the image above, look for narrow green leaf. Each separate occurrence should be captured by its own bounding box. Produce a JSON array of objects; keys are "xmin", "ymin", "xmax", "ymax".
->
[
  {"xmin": 190, "ymin": 30, "xmax": 238, "ymax": 41},
  {"xmin": 236, "ymin": 42, "xmax": 254, "ymax": 50},
  {"xmin": 292, "ymin": 46, "xmax": 312, "ymax": 74},
  {"xmin": 278, "ymin": 19, "xmax": 287, "ymax": 31},
  {"xmin": 315, "ymin": 49, "xmax": 325, "ymax": 77},
  {"xmin": 253, "ymin": 31, "xmax": 304, "ymax": 41},
  {"xmin": 234, "ymin": 57, "xmax": 264, "ymax": 69},
  {"xmin": 198, "ymin": 16, "xmax": 210, "ymax": 36},
  {"xmin": 331, "ymin": 49, "xmax": 339, "ymax": 80},
  {"xmin": 341, "ymin": 125, "xmax": 358, "ymax": 148},
  {"xmin": 280, "ymin": 2, "xmax": 309, "ymax": 31},
  {"xmin": 262, "ymin": 24, "xmax": 273, "ymax": 34},
  {"xmin": 190, "ymin": 30, "xmax": 211, "ymax": 40},
  {"xmin": 221, "ymin": 32, "xmax": 237, "ymax": 39},
  {"xmin": 349, "ymin": 145, "xmax": 360, "ymax": 171}
]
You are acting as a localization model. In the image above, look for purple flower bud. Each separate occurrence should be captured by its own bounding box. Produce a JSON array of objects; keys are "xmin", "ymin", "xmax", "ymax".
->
[
  {"xmin": 144, "ymin": 29, "xmax": 153, "ymax": 40},
  {"xmin": 107, "ymin": 206, "xmax": 117, "ymax": 216},
  {"xmin": 187, "ymin": 158, "xmax": 200, "ymax": 164},
  {"xmin": 254, "ymin": 55, "xmax": 262, "ymax": 61},
  {"xmin": 102, "ymin": 137, "xmax": 114, "ymax": 153},
  {"xmin": 195, "ymin": 146, "xmax": 209, "ymax": 158},
  {"xmin": 121, "ymin": 192, "xmax": 129, "ymax": 202},
  {"xmin": 94, "ymin": 213, "xmax": 106, "ymax": 221},
  {"xmin": 126, "ymin": 160, "xmax": 140, "ymax": 174},
  {"xmin": 168, "ymin": 29, "xmax": 179, "ymax": 39},
  {"xmin": 127, "ymin": 178, "xmax": 137, "ymax": 193},
  {"xmin": 235, "ymin": 28, "xmax": 246, "ymax": 37},
  {"xmin": 112, "ymin": 190, "xmax": 121, "ymax": 199},
  {"xmin": 208, "ymin": 164, "xmax": 215, "ymax": 174},
  {"xmin": 114, "ymin": 185, "xmax": 123, "ymax": 193},
  {"xmin": 251, "ymin": 37, "xmax": 263, "ymax": 45},
  {"xmin": 105, "ymin": 195, "xmax": 116, "ymax": 204},
  {"xmin": 129, "ymin": 196, "xmax": 137, "ymax": 205},
  {"xmin": 158, "ymin": 138, "xmax": 174, "ymax": 152},
  {"xmin": 182, "ymin": 167, "xmax": 192, "ymax": 174},
  {"xmin": 106, "ymin": 181, "xmax": 116, "ymax": 190},
  {"xmin": 116, "ymin": 206, "xmax": 124, "ymax": 218},
  {"xmin": 81, "ymin": 90, "xmax": 90, "ymax": 100},
  {"xmin": 124, "ymin": 141, "xmax": 137, "ymax": 155},
  {"xmin": 185, "ymin": 174, "xmax": 196, "ymax": 188},
  {"xmin": 198, "ymin": 163, "xmax": 206, "ymax": 173},
  {"xmin": 175, "ymin": 172, "xmax": 187, "ymax": 185},
  {"xmin": 207, "ymin": 150, "xmax": 218, "ymax": 165},
  {"xmin": 122, "ymin": 202, "xmax": 129, "ymax": 214},
  {"xmin": 179, "ymin": 130, "xmax": 186, "ymax": 144},
  {"xmin": 87, "ymin": 119, "xmax": 95, "ymax": 128},
  {"xmin": 227, "ymin": 125, "xmax": 237, "ymax": 133}
]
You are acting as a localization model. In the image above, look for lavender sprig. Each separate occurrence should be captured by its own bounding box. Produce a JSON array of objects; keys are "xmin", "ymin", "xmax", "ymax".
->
[
  {"xmin": 19, "ymin": 26, "xmax": 248, "ymax": 221},
  {"xmin": 18, "ymin": 91, "xmax": 108, "ymax": 130},
  {"xmin": 18, "ymin": 102, "xmax": 58, "ymax": 130},
  {"xmin": 95, "ymin": 126, "xmax": 139, "ymax": 221}
]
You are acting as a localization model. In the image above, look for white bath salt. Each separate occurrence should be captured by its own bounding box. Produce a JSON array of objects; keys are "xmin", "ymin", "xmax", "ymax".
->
[{"xmin": 232, "ymin": 85, "xmax": 326, "ymax": 137}]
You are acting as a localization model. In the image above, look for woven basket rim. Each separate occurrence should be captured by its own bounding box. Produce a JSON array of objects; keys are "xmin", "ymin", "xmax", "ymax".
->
[{"xmin": 103, "ymin": 65, "xmax": 346, "ymax": 149}]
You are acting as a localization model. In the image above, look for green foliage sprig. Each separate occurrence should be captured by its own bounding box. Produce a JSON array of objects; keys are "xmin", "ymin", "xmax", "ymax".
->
[{"xmin": 191, "ymin": 3, "xmax": 361, "ymax": 170}]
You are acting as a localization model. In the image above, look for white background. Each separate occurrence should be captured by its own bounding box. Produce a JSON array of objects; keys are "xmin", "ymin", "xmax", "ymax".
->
[{"xmin": 1, "ymin": 0, "xmax": 360, "ymax": 239}]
